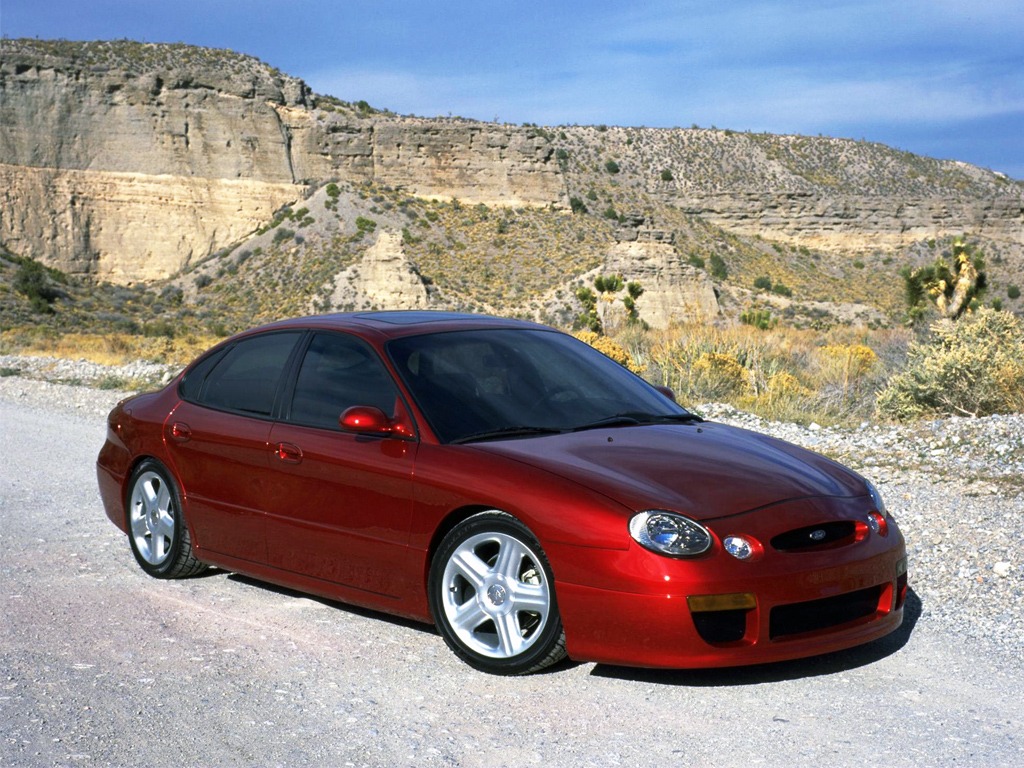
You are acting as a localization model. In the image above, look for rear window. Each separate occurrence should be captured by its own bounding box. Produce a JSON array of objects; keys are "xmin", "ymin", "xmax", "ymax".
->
[{"xmin": 182, "ymin": 331, "xmax": 302, "ymax": 416}]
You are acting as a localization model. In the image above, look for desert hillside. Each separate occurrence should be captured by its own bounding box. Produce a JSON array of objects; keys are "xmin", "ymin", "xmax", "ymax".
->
[{"xmin": 2, "ymin": 37, "xmax": 1022, "ymax": 334}]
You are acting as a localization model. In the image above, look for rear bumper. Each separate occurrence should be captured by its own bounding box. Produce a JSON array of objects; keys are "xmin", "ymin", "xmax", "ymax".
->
[{"xmin": 96, "ymin": 459, "xmax": 128, "ymax": 533}]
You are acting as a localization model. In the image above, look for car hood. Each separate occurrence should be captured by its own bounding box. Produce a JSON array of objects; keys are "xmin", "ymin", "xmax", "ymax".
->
[{"xmin": 471, "ymin": 421, "xmax": 867, "ymax": 520}]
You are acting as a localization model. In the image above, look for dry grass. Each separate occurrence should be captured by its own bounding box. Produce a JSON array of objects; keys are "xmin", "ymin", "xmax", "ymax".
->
[
  {"xmin": 612, "ymin": 323, "xmax": 913, "ymax": 425},
  {"xmin": 0, "ymin": 329, "xmax": 216, "ymax": 367}
]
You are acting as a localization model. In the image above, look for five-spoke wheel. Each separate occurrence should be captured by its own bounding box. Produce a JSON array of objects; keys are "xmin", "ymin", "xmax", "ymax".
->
[
  {"xmin": 429, "ymin": 511, "xmax": 566, "ymax": 675},
  {"xmin": 126, "ymin": 459, "xmax": 206, "ymax": 579}
]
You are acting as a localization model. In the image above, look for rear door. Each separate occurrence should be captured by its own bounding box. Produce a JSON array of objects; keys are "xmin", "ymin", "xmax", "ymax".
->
[{"xmin": 165, "ymin": 330, "xmax": 303, "ymax": 563}]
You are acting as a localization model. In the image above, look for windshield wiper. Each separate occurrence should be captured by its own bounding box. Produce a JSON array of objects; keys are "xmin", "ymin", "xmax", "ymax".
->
[
  {"xmin": 572, "ymin": 411, "xmax": 703, "ymax": 432},
  {"xmin": 451, "ymin": 426, "xmax": 565, "ymax": 445}
]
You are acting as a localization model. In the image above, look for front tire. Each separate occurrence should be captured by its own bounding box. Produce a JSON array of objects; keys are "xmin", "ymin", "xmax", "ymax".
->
[
  {"xmin": 126, "ymin": 459, "xmax": 206, "ymax": 579},
  {"xmin": 429, "ymin": 511, "xmax": 566, "ymax": 675}
]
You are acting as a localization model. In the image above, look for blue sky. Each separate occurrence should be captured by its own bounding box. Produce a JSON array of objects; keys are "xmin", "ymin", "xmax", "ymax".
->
[{"xmin": 4, "ymin": 0, "xmax": 1023, "ymax": 178}]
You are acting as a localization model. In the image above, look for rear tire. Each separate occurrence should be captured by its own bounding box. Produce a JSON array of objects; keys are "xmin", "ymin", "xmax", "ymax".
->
[
  {"xmin": 126, "ymin": 459, "xmax": 206, "ymax": 579},
  {"xmin": 429, "ymin": 511, "xmax": 566, "ymax": 675}
]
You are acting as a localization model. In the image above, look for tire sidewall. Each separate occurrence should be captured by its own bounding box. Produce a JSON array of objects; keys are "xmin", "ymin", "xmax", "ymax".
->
[{"xmin": 429, "ymin": 511, "xmax": 564, "ymax": 675}]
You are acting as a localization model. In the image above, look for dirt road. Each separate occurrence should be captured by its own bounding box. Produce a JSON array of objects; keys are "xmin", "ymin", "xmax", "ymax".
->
[{"xmin": 1, "ymin": 394, "xmax": 1021, "ymax": 767}]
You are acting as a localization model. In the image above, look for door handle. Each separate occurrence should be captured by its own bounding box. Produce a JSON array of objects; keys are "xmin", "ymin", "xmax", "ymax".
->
[
  {"xmin": 275, "ymin": 442, "xmax": 303, "ymax": 464},
  {"xmin": 170, "ymin": 422, "xmax": 192, "ymax": 442}
]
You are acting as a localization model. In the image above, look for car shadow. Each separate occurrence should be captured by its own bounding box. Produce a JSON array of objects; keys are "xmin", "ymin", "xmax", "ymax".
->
[
  {"xmin": 588, "ymin": 587, "xmax": 923, "ymax": 686},
  {"xmin": 225, "ymin": 573, "xmax": 437, "ymax": 635}
]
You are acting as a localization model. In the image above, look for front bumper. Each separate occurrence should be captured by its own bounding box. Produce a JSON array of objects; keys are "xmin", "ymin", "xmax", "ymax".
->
[{"xmin": 551, "ymin": 503, "xmax": 908, "ymax": 669}]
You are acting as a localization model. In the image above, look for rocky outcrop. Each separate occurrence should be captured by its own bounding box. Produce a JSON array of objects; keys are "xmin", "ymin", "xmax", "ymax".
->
[
  {"xmin": 600, "ymin": 241, "xmax": 720, "ymax": 329},
  {"xmin": 325, "ymin": 231, "xmax": 433, "ymax": 311}
]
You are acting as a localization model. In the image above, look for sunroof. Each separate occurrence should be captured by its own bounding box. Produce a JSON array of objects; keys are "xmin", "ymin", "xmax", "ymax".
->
[{"xmin": 354, "ymin": 310, "xmax": 480, "ymax": 325}]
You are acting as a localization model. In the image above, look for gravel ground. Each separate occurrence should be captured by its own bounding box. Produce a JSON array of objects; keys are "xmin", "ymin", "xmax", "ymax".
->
[{"xmin": 1, "ymin": 355, "xmax": 1022, "ymax": 766}]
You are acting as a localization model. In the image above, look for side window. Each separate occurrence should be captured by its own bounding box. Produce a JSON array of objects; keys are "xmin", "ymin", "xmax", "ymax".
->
[
  {"xmin": 194, "ymin": 332, "xmax": 301, "ymax": 416},
  {"xmin": 288, "ymin": 332, "xmax": 399, "ymax": 430}
]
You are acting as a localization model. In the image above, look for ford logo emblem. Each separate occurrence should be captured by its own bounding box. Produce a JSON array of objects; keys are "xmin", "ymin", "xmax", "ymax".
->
[{"xmin": 809, "ymin": 529, "xmax": 827, "ymax": 541}]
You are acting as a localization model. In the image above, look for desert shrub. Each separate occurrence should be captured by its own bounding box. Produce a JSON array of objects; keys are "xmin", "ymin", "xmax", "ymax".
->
[
  {"xmin": 13, "ymin": 260, "xmax": 61, "ymax": 313},
  {"xmin": 573, "ymin": 330, "xmax": 641, "ymax": 372},
  {"xmin": 753, "ymin": 275, "xmax": 772, "ymax": 291},
  {"xmin": 273, "ymin": 227, "xmax": 295, "ymax": 244},
  {"xmin": 1008, "ymin": 285, "xmax": 1021, "ymax": 300},
  {"xmin": 876, "ymin": 308, "xmax": 1024, "ymax": 419},
  {"xmin": 569, "ymin": 197, "xmax": 588, "ymax": 215},
  {"xmin": 741, "ymin": 309, "xmax": 776, "ymax": 330},
  {"xmin": 604, "ymin": 160, "xmax": 620, "ymax": 174},
  {"xmin": 660, "ymin": 169, "xmax": 674, "ymax": 181},
  {"xmin": 622, "ymin": 324, "xmax": 897, "ymax": 425},
  {"xmin": 708, "ymin": 253, "xmax": 728, "ymax": 280},
  {"xmin": 692, "ymin": 352, "xmax": 748, "ymax": 397}
]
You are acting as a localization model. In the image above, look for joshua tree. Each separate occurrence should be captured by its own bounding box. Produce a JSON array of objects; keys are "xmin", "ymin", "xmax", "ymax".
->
[{"xmin": 902, "ymin": 238, "xmax": 986, "ymax": 322}]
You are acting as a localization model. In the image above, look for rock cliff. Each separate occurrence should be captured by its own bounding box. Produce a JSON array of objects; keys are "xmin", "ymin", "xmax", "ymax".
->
[
  {"xmin": 2, "ymin": 38, "xmax": 1022, "ymax": 329},
  {"xmin": 0, "ymin": 39, "xmax": 562, "ymax": 281}
]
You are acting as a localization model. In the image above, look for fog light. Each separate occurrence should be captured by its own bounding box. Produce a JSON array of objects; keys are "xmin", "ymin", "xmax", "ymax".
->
[
  {"xmin": 867, "ymin": 512, "xmax": 889, "ymax": 536},
  {"xmin": 724, "ymin": 536, "xmax": 754, "ymax": 560}
]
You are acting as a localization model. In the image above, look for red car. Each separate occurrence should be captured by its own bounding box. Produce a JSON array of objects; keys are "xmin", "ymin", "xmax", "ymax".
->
[{"xmin": 97, "ymin": 312, "xmax": 908, "ymax": 674}]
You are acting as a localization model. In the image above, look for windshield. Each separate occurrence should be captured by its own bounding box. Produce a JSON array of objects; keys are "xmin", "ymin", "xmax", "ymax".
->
[{"xmin": 386, "ymin": 328, "xmax": 691, "ymax": 443}]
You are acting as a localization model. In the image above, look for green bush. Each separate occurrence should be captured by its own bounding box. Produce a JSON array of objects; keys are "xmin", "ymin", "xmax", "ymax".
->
[
  {"xmin": 753, "ymin": 275, "xmax": 772, "ymax": 291},
  {"xmin": 273, "ymin": 227, "xmax": 296, "ymax": 244},
  {"xmin": 708, "ymin": 254, "xmax": 728, "ymax": 280},
  {"xmin": 1008, "ymin": 285, "xmax": 1021, "ymax": 300},
  {"xmin": 13, "ymin": 259, "xmax": 61, "ymax": 313},
  {"xmin": 604, "ymin": 160, "xmax": 620, "ymax": 174},
  {"xmin": 876, "ymin": 308, "xmax": 1024, "ymax": 420}
]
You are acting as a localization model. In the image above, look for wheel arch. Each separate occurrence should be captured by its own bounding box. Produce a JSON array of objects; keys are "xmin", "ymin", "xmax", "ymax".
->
[{"xmin": 424, "ymin": 504, "xmax": 503, "ymax": 593}]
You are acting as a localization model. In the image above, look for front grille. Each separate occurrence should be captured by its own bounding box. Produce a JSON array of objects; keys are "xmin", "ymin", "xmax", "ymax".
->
[
  {"xmin": 769, "ymin": 585, "xmax": 882, "ymax": 639},
  {"xmin": 771, "ymin": 520, "xmax": 858, "ymax": 551}
]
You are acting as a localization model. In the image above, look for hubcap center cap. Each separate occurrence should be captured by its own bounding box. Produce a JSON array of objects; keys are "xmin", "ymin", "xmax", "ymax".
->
[{"xmin": 486, "ymin": 584, "xmax": 508, "ymax": 606}]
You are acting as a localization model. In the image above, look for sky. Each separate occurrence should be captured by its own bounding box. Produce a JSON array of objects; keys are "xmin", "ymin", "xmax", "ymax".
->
[{"xmin": 3, "ymin": 0, "xmax": 1023, "ymax": 179}]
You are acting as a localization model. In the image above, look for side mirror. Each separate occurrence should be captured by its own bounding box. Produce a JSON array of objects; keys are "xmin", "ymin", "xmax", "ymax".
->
[
  {"xmin": 340, "ymin": 405, "xmax": 394, "ymax": 435},
  {"xmin": 654, "ymin": 385, "xmax": 677, "ymax": 402},
  {"xmin": 339, "ymin": 405, "xmax": 416, "ymax": 438}
]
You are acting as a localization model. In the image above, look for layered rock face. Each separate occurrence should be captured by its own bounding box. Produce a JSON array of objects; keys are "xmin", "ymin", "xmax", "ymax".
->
[
  {"xmin": 1, "ymin": 43, "xmax": 310, "ymax": 279},
  {"xmin": 2, "ymin": 39, "xmax": 1021, "ymax": 290},
  {"xmin": 679, "ymin": 193, "xmax": 1024, "ymax": 252},
  {"xmin": 0, "ymin": 41, "xmax": 562, "ymax": 282}
]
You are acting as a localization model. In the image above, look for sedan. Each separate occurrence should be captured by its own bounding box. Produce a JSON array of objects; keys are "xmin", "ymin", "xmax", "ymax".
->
[{"xmin": 97, "ymin": 311, "xmax": 908, "ymax": 674}]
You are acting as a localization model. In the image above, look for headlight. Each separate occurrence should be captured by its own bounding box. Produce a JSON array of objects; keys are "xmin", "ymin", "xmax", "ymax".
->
[
  {"xmin": 865, "ymin": 479, "xmax": 887, "ymax": 515},
  {"xmin": 629, "ymin": 511, "xmax": 712, "ymax": 557}
]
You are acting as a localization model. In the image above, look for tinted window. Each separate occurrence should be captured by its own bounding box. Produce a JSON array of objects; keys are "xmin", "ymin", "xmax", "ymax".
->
[
  {"xmin": 388, "ymin": 329, "xmax": 686, "ymax": 443},
  {"xmin": 195, "ymin": 332, "xmax": 301, "ymax": 416},
  {"xmin": 288, "ymin": 332, "xmax": 399, "ymax": 430},
  {"xmin": 179, "ymin": 347, "xmax": 227, "ymax": 402}
]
